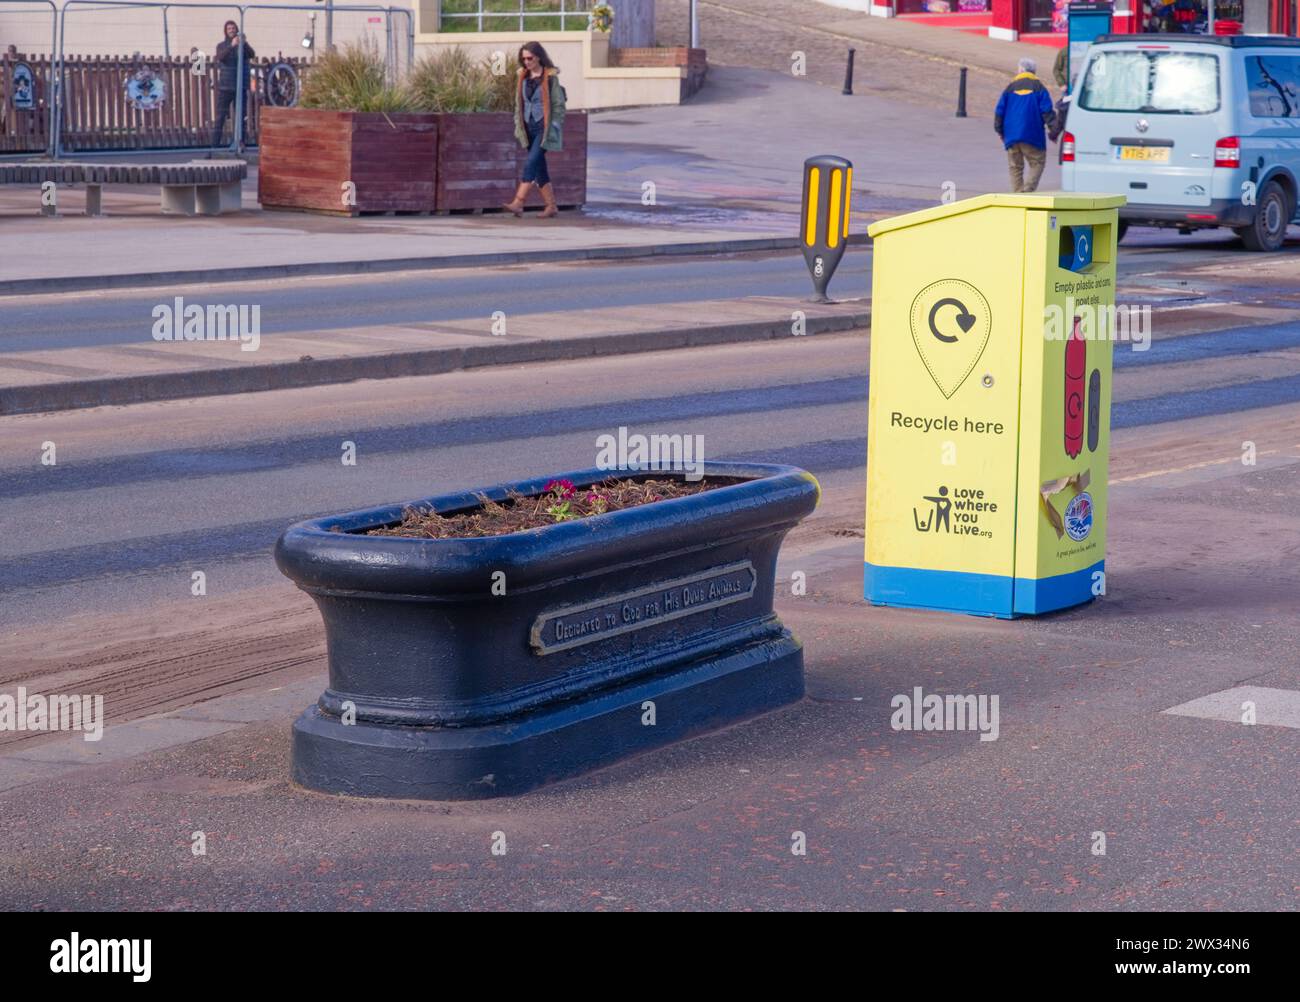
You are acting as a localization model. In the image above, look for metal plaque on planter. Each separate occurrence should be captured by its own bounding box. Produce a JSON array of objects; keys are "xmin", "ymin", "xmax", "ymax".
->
[{"xmin": 530, "ymin": 561, "xmax": 757, "ymax": 654}]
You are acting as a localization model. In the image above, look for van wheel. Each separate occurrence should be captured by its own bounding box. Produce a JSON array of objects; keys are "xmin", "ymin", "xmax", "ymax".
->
[
  {"xmin": 1238, "ymin": 181, "xmax": 1290, "ymax": 252},
  {"xmin": 1116, "ymin": 221, "xmax": 1129, "ymax": 244}
]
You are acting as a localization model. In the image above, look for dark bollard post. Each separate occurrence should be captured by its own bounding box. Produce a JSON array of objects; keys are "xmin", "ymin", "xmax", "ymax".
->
[
  {"xmin": 842, "ymin": 47, "xmax": 856, "ymax": 95},
  {"xmin": 956, "ymin": 66, "xmax": 968, "ymax": 118}
]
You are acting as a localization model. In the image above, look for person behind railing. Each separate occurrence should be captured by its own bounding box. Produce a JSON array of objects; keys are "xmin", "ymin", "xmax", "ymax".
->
[{"xmin": 211, "ymin": 20, "xmax": 255, "ymax": 150}]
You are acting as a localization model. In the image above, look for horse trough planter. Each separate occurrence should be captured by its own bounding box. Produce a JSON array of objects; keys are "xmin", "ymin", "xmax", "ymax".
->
[{"xmin": 274, "ymin": 463, "xmax": 820, "ymax": 800}]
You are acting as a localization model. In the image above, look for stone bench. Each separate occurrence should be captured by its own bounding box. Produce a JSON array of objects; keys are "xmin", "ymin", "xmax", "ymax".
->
[{"xmin": 0, "ymin": 161, "xmax": 247, "ymax": 217}]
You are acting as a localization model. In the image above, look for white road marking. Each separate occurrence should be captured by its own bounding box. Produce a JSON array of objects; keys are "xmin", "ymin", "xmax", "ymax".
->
[
  {"xmin": 1164, "ymin": 685, "xmax": 1300, "ymax": 730},
  {"xmin": 1110, "ymin": 450, "xmax": 1283, "ymax": 484}
]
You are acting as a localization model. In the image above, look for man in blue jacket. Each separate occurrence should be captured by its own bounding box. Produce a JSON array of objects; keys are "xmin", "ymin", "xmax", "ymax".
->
[{"xmin": 995, "ymin": 58, "xmax": 1056, "ymax": 193}]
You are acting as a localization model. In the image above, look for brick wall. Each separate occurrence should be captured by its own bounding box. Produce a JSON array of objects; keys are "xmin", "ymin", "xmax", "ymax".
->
[{"xmin": 609, "ymin": 47, "xmax": 708, "ymax": 100}]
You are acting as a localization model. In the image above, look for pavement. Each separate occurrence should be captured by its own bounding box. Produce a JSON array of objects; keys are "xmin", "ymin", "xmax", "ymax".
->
[
  {"xmin": 2, "ymin": 282, "xmax": 1299, "ymax": 908},
  {"xmin": 700, "ymin": 0, "xmax": 1063, "ymax": 73},
  {"xmin": 6, "ymin": 226, "xmax": 1297, "ymax": 416},
  {"xmin": 1, "ymin": 426, "xmax": 1297, "ymax": 908},
  {"xmin": 0, "ymin": 294, "xmax": 869, "ymax": 414},
  {"xmin": 0, "ymin": 57, "xmax": 1028, "ymax": 293},
  {"xmin": 658, "ymin": 0, "xmax": 1061, "ymax": 110},
  {"xmin": 0, "ymin": 170, "xmax": 815, "ymax": 294},
  {"xmin": 3, "ymin": 8, "xmax": 1297, "ymax": 914},
  {"xmin": 0, "ymin": 53, "xmax": 1019, "ymax": 413},
  {"xmin": 1, "ymin": 0, "xmax": 1072, "ymax": 295}
]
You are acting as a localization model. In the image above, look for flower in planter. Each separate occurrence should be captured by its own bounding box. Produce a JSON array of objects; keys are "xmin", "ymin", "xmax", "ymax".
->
[
  {"xmin": 368, "ymin": 477, "xmax": 722, "ymax": 539},
  {"xmin": 544, "ymin": 499, "xmax": 575, "ymax": 522},
  {"xmin": 543, "ymin": 478, "xmax": 578, "ymax": 522},
  {"xmin": 589, "ymin": 4, "xmax": 615, "ymax": 33}
]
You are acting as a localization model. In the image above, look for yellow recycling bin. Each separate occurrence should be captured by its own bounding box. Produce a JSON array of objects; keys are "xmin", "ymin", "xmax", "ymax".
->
[{"xmin": 864, "ymin": 192, "xmax": 1125, "ymax": 618}]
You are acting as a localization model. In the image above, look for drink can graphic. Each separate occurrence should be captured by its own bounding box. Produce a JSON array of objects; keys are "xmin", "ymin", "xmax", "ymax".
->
[{"xmin": 1065, "ymin": 316, "xmax": 1086, "ymax": 459}]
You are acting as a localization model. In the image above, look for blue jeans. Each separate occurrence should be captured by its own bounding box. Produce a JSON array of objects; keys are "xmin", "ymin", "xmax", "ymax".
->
[{"xmin": 522, "ymin": 118, "xmax": 550, "ymax": 186}]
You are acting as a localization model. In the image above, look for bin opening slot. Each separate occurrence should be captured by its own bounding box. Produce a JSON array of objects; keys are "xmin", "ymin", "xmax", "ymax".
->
[{"xmin": 1058, "ymin": 224, "xmax": 1112, "ymax": 272}]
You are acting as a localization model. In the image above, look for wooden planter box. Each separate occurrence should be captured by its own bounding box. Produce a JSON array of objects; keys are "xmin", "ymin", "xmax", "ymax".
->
[
  {"xmin": 258, "ymin": 107, "xmax": 439, "ymax": 215},
  {"xmin": 435, "ymin": 111, "xmax": 587, "ymax": 213}
]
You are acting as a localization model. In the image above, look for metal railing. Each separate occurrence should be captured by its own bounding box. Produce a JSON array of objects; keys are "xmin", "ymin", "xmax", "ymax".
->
[
  {"xmin": 436, "ymin": 0, "xmax": 593, "ymax": 33},
  {"xmin": 0, "ymin": 2, "xmax": 59, "ymax": 155},
  {"xmin": 0, "ymin": 0, "xmax": 414, "ymax": 157}
]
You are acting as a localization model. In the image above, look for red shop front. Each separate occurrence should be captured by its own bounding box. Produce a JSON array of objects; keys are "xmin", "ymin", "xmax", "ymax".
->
[
  {"xmin": 868, "ymin": 0, "xmax": 1127, "ymax": 27},
  {"xmin": 987, "ymin": 0, "xmax": 1138, "ymax": 36},
  {"xmin": 869, "ymin": 0, "xmax": 1295, "ymax": 34},
  {"xmin": 984, "ymin": 0, "xmax": 1295, "ymax": 36},
  {"xmin": 890, "ymin": 0, "xmax": 994, "ymax": 11}
]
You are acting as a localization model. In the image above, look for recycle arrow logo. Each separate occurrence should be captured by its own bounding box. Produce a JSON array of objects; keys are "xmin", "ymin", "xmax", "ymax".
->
[
  {"xmin": 927, "ymin": 298, "xmax": 977, "ymax": 342},
  {"xmin": 909, "ymin": 279, "xmax": 992, "ymax": 399}
]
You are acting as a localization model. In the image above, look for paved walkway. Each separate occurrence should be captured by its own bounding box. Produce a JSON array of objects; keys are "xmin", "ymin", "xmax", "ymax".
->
[
  {"xmin": 1, "ymin": 56, "xmax": 1041, "ymax": 290},
  {"xmin": 3, "ymin": 480, "xmax": 1299, "ymax": 908},
  {"xmin": 0, "ymin": 294, "xmax": 869, "ymax": 414},
  {"xmin": 657, "ymin": 0, "xmax": 1066, "ymax": 111}
]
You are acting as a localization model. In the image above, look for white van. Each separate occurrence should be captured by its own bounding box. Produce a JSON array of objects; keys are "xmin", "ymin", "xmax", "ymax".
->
[{"xmin": 1061, "ymin": 33, "xmax": 1300, "ymax": 251}]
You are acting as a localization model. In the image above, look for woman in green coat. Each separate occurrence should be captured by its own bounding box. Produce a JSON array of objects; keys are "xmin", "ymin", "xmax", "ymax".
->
[{"xmin": 503, "ymin": 41, "xmax": 567, "ymax": 219}]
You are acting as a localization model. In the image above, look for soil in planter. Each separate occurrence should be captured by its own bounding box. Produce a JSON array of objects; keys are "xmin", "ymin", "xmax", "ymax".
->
[{"xmin": 365, "ymin": 477, "xmax": 732, "ymax": 540}]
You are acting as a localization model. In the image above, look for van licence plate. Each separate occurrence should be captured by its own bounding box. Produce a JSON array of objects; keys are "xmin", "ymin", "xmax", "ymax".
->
[{"xmin": 1118, "ymin": 146, "xmax": 1170, "ymax": 162}]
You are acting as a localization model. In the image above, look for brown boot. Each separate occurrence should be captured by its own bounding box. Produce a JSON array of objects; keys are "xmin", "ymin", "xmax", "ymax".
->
[
  {"xmin": 502, "ymin": 182, "xmax": 531, "ymax": 217},
  {"xmin": 539, "ymin": 182, "xmax": 559, "ymax": 218}
]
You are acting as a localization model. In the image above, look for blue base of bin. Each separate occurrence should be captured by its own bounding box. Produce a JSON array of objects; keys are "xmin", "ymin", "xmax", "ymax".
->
[
  {"xmin": 292, "ymin": 634, "xmax": 804, "ymax": 800},
  {"xmin": 1011, "ymin": 559, "xmax": 1104, "ymax": 614},
  {"xmin": 864, "ymin": 560, "xmax": 1103, "ymax": 618},
  {"xmin": 865, "ymin": 562, "xmax": 1014, "ymax": 617}
]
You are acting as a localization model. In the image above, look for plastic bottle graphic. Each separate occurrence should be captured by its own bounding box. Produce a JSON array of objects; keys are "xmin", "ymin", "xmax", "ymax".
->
[{"xmin": 1065, "ymin": 316, "xmax": 1086, "ymax": 459}]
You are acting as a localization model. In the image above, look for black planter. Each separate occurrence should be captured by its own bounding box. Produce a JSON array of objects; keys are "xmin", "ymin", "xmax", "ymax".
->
[{"xmin": 274, "ymin": 463, "xmax": 820, "ymax": 800}]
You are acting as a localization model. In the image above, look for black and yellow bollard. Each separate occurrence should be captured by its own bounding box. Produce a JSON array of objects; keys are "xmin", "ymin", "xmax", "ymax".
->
[{"xmin": 800, "ymin": 155, "xmax": 853, "ymax": 303}]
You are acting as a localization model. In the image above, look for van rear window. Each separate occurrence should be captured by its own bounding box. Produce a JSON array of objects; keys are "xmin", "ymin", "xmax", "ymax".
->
[{"xmin": 1079, "ymin": 50, "xmax": 1219, "ymax": 114}]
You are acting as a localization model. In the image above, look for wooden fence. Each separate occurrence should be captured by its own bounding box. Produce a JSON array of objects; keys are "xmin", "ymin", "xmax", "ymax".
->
[
  {"xmin": 1, "ymin": 51, "xmax": 50, "ymax": 152},
  {"xmin": 1, "ymin": 48, "xmax": 310, "ymax": 153}
]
